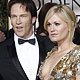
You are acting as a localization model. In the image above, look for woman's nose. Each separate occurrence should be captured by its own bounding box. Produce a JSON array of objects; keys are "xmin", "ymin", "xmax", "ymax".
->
[{"xmin": 50, "ymin": 25, "xmax": 56, "ymax": 32}]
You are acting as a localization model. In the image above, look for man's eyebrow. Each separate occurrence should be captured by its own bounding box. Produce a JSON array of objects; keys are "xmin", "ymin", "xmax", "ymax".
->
[
  {"xmin": 20, "ymin": 14, "xmax": 27, "ymax": 15},
  {"xmin": 11, "ymin": 14, "xmax": 16, "ymax": 16},
  {"xmin": 11, "ymin": 14, "xmax": 28, "ymax": 16}
]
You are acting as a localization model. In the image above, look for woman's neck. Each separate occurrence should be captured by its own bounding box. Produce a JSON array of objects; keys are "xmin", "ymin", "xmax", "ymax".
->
[{"xmin": 57, "ymin": 40, "xmax": 76, "ymax": 53}]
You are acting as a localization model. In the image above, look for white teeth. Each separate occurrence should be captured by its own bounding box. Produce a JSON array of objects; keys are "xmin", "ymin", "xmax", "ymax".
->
[{"xmin": 16, "ymin": 27, "xmax": 23, "ymax": 29}]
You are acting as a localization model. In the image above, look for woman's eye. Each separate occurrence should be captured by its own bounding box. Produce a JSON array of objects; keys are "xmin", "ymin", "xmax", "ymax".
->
[
  {"xmin": 47, "ymin": 23, "xmax": 51, "ymax": 27},
  {"xmin": 55, "ymin": 23, "xmax": 60, "ymax": 26}
]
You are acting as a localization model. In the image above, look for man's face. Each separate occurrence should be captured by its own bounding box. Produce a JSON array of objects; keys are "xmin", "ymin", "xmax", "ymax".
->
[{"xmin": 10, "ymin": 3, "xmax": 36, "ymax": 39}]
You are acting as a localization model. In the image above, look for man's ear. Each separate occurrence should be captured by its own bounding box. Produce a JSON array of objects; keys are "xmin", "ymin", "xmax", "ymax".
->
[{"xmin": 32, "ymin": 17, "xmax": 37, "ymax": 24}]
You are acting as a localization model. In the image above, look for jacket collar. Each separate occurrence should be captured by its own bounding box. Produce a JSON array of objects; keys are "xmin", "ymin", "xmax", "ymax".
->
[
  {"xmin": 6, "ymin": 30, "xmax": 46, "ymax": 80},
  {"xmin": 6, "ymin": 30, "xmax": 28, "ymax": 80}
]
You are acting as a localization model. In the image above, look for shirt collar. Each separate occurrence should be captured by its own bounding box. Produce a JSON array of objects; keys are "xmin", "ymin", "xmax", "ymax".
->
[{"xmin": 14, "ymin": 32, "xmax": 35, "ymax": 43}]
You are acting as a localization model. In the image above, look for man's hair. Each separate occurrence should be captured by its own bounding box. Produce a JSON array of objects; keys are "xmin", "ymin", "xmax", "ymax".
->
[{"xmin": 8, "ymin": 0, "xmax": 37, "ymax": 18}]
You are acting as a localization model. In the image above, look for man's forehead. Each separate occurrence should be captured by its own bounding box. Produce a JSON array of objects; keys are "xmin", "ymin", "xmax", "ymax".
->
[
  {"xmin": 10, "ymin": 3, "xmax": 31, "ymax": 16},
  {"xmin": 12, "ymin": 3, "xmax": 27, "ymax": 11}
]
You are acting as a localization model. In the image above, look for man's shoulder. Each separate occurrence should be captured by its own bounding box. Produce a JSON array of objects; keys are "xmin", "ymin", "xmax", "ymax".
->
[
  {"xmin": 5, "ymin": 29, "xmax": 14, "ymax": 39},
  {"xmin": 35, "ymin": 34, "xmax": 49, "ymax": 42}
]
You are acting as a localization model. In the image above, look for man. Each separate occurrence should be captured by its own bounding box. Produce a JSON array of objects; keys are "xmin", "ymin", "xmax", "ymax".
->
[{"xmin": 0, "ymin": 0, "xmax": 51, "ymax": 80}]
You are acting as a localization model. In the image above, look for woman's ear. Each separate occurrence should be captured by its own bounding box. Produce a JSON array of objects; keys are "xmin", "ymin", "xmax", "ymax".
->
[{"xmin": 72, "ymin": 21, "xmax": 75, "ymax": 26}]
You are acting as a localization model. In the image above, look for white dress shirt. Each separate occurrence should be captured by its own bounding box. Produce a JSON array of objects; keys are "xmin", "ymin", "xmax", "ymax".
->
[{"xmin": 14, "ymin": 33, "xmax": 39, "ymax": 80}]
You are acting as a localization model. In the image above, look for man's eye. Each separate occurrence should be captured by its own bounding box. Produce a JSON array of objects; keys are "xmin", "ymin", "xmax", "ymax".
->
[
  {"xmin": 11, "ymin": 15, "xmax": 16, "ymax": 18},
  {"xmin": 21, "ymin": 15, "xmax": 27, "ymax": 17}
]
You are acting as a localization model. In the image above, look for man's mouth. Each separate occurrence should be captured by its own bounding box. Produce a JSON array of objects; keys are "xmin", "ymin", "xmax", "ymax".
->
[{"xmin": 16, "ymin": 26, "xmax": 23, "ymax": 31}]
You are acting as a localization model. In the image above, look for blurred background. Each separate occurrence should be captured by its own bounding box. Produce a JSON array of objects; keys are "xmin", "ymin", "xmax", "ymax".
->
[{"xmin": 0, "ymin": 0, "xmax": 80, "ymax": 30}]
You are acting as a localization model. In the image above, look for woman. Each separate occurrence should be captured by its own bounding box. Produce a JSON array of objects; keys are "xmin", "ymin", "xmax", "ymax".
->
[
  {"xmin": 38, "ymin": 4, "xmax": 80, "ymax": 80},
  {"xmin": 36, "ymin": 2, "xmax": 57, "ymax": 36},
  {"xmin": 36, "ymin": 3, "xmax": 57, "ymax": 52}
]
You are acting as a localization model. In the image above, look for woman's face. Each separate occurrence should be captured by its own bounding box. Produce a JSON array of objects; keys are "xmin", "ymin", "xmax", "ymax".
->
[{"xmin": 47, "ymin": 13, "xmax": 69, "ymax": 42}]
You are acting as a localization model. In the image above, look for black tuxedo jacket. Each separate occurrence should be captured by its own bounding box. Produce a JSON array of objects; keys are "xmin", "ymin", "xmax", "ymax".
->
[{"xmin": 0, "ymin": 29, "xmax": 55, "ymax": 80}]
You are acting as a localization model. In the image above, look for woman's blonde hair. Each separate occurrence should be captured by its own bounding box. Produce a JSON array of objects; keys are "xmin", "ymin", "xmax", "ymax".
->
[{"xmin": 44, "ymin": 4, "xmax": 76, "ymax": 42}]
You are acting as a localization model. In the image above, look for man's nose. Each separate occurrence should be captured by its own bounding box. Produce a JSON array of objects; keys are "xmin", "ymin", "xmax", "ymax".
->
[{"xmin": 16, "ymin": 17, "xmax": 21, "ymax": 25}]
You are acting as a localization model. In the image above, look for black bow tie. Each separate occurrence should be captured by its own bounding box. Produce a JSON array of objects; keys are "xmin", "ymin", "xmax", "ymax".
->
[{"xmin": 18, "ymin": 38, "xmax": 35, "ymax": 45}]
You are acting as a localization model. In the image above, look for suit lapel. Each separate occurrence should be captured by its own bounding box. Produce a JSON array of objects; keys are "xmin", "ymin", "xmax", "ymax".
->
[
  {"xmin": 35, "ymin": 34, "xmax": 47, "ymax": 80},
  {"xmin": 6, "ymin": 31, "xmax": 28, "ymax": 80},
  {"xmin": 6, "ymin": 32, "xmax": 47, "ymax": 80}
]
